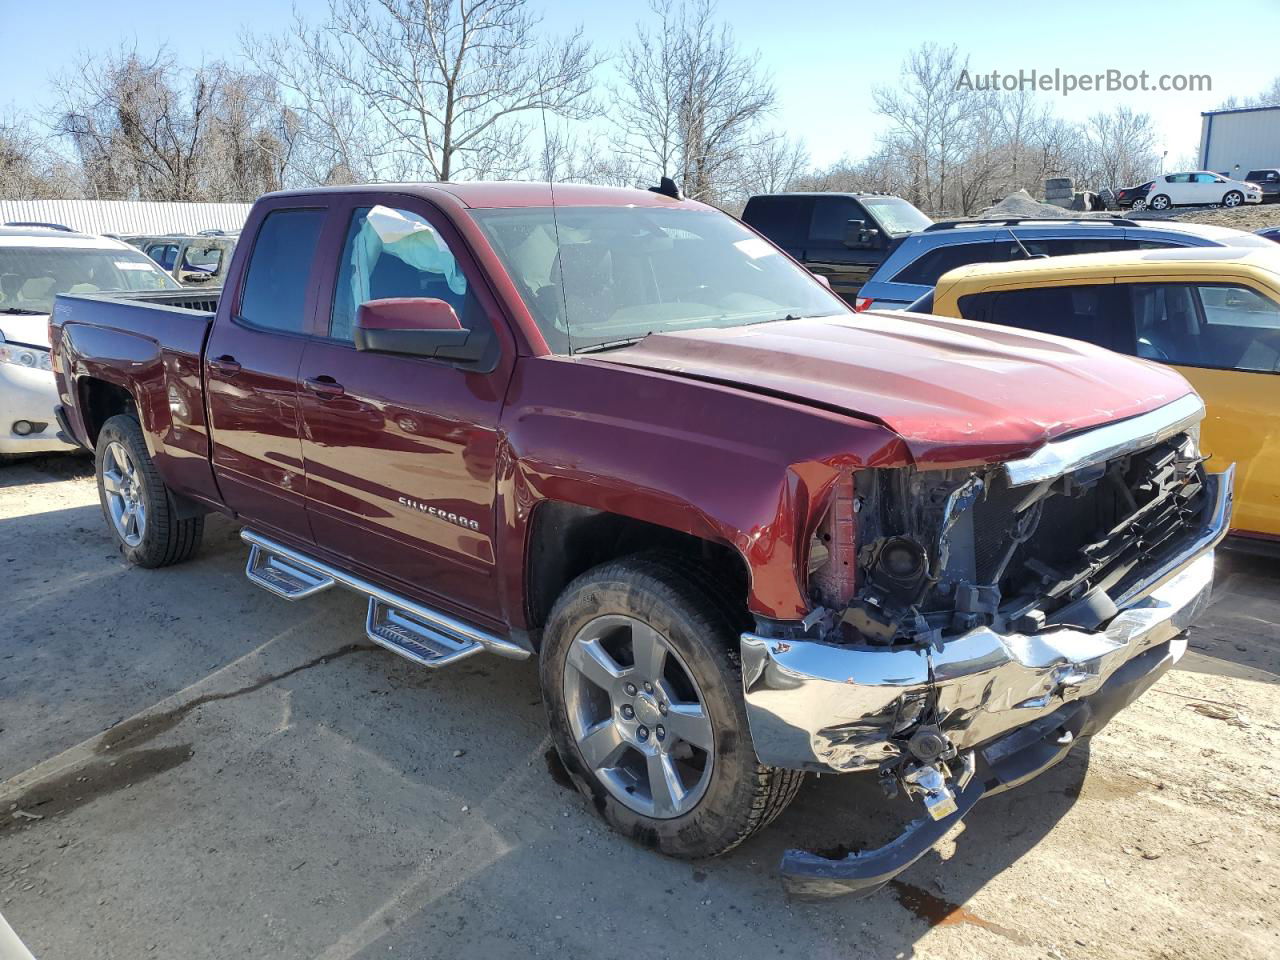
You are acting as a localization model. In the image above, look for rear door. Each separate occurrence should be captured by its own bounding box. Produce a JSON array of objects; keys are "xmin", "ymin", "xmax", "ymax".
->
[
  {"xmin": 1161, "ymin": 174, "xmax": 1191, "ymax": 204},
  {"xmin": 205, "ymin": 201, "xmax": 330, "ymax": 544},
  {"xmin": 296, "ymin": 194, "xmax": 515, "ymax": 622}
]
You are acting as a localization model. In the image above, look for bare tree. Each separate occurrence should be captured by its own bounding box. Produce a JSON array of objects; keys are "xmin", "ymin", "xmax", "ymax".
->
[
  {"xmin": 0, "ymin": 112, "xmax": 82, "ymax": 199},
  {"xmin": 248, "ymin": 0, "xmax": 600, "ymax": 183},
  {"xmin": 614, "ymin": 0, "xmax": 776, "ymax": 204},
  {"xmin": 1073, "ymin": 106, "xmax": 1159, "ymax": 190},
  {"xmin": 872, "ymin": 43, "xmax": 985, "ymax": 213},
  {"xmin": 734, "ymin": 133, "xmax": 808, "ymax": 197},
  {"xmin": 52, "ymin": 46, "xmax": 294, "ymax": 201},
  {"xmin": 55, "ymin": 47, "xmax": 213, "ymax": 200}
]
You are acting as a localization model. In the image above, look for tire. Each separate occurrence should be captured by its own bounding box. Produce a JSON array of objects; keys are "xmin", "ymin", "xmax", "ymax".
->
[
  {"xmin": 1131, "ymin": 198, "xmax": 1147, "ymax": 211},
  {"xmin": 94, "ymin": 414, "xmax": 204, "ymax": 567},
  {"xmin": 541, "ymin": 553, "xmax": 804, "ymax": 859},
  {"xmin": 1223, "ymin": 190, "xmax": 1244, "ymax": 208},
  {"xmin": 1148, "ymin": 194, "xmax": 1171, "ymax": 211}
]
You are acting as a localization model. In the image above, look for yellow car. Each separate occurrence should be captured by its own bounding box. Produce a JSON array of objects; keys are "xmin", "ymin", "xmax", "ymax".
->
[{"xmin": 930, "ymin": 245, "xmax": 1280, "ymax": 543}]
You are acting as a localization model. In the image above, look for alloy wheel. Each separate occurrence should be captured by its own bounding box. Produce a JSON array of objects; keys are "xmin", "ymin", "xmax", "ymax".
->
[
  {"xmin": 102, "ymin": 440, "xmax": 147, "ymax": 547},
  {"xmin": 562, "ymin": 614, "xmax": 714, "ymax": 819}
]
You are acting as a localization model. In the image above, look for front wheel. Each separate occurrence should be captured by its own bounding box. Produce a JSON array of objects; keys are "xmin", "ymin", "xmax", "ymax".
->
[
  {"xmin": 1223, "ymin": 190, "xmax": 1244, "ymax": 208},
  {"xmin": 541, "ymin": 554, "xmax": 803, "ymax": 859},
  {"xmin": 95, "ymin": 414, "xmax": 204, "ymax": 567},
  {"xmin": 1148, "ymin": 194, "xmax": 1171, "ymax": 210}
]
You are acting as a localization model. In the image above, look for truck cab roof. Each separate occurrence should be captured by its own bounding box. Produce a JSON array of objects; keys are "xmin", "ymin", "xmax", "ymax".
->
[{"xmin": 258, "ymin": 181, "xmax": 708, "ymax": 211}]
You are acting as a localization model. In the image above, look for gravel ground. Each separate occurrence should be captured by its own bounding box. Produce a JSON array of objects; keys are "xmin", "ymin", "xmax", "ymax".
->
[{"xmin": 2, "ymin": 454, "xmax": 1279, "ymax": 959}]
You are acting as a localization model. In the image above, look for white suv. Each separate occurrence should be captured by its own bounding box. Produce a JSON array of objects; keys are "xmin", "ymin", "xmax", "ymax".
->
[
  {"xmin": 1144, "ymin": 171, "xmax": 1264, "ymax": 210},
  {"xmin": 0, "ymin": 225, "xmax": 180, "ymax": 458}
]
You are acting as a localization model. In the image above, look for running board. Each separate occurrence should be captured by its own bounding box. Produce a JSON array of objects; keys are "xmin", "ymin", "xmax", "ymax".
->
[
  {"xmin": 366, "ymin": 600, "xmax": 482, "ymax": 668},
  {"xmin": 246, "ymin": 544, "xmax": 335, "ymax": 599},
  {"xmin": 240, "ymin": 529, "xmax": 529, "ymax": 668}
]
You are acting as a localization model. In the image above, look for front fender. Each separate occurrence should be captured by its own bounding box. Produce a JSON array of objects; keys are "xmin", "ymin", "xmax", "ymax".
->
[{"xmin": 497, "ymin": 355, "xmax": 911, "ymax": 624}]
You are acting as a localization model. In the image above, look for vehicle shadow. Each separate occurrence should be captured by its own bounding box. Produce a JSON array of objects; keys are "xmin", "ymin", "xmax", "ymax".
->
[
  {"xmin": 0, "ymin": 452, "xmax": 94, "ymax": 487},
  {"xmin": 1177, "ymin": 549, "xmax": 1280, "ymax": 685}
]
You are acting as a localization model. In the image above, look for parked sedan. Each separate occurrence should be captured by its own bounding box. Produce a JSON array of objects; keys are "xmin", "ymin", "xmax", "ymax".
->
[
  {"xmin": 0, "ymin": 226, "xmax": 180, "ymax": 458},
  {"xmin": 928, "ymin": 246, "xmax": 1280, "ymax": 546},
  {"xmin": 1114, "ymin": 180, "xmax": 1154, "ymax": 209},
  {"xmin": 1145, "ymin": 171, "xmax": 1263, "ymax": 210}
]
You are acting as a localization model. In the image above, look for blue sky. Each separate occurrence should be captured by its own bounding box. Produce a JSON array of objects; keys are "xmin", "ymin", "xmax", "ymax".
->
[{"xmin": 3, "ymin": 0, "xmax": 1278, "ymax": 169}]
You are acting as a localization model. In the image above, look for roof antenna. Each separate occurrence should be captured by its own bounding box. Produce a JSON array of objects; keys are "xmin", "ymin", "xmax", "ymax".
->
[
  {"xmin": 1007, "ymin": 227, "xmax": 1047, "ymax": 260},
  {"xmin": 648, "ymin": 176, "xmax": 683, "ymax": 200}
]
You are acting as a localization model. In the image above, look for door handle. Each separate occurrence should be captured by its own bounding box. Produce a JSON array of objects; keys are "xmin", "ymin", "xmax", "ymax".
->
[
  {"xmin": 305, "ymin": 376, "xmax": 345, "ymax": 399},
  {"xmin": 208, "ymin": 355, "xmax": 241, "ymax": 377}
]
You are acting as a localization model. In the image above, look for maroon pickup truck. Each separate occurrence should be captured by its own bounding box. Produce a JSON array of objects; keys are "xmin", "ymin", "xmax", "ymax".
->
[{"xmin": 50, "ymin": 183, "xmax": 1232, "ymax": 898}]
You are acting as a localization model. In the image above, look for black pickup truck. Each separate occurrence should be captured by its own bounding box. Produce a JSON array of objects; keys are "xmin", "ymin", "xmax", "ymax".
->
[{"xmin": 741, "ymin": 192, "xmax": 933, "ymax": 302}]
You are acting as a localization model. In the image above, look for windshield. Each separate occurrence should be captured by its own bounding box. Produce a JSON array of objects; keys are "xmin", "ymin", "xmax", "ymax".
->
[
  {"xmin": 471, "ymin": 206, "xmax": 849, "ymax": 353},
  {"xmin": 0, "ymin": 246, "xmax": 180, "ymax": 314},
  {"xmin": 861, "ymin": 197, "xmax": 933, "ymax": 236}
]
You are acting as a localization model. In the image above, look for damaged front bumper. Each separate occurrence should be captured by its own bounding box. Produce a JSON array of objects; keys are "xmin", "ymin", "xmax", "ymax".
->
[{"xmin": 740, "ymin": 466, "xmax": 1231, "ymax": 898}]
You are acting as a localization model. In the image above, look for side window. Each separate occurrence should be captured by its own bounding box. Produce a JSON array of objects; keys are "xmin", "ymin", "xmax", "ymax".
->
[
  {"xmin": 149, "ymin": 244, "xmax": 177, "ymax": 270},
  {"xmin": 330, "ymin": 205, "xmax": 482, "ymax": 343},
  {"xmin": 808, "ymin": 197, "xmax": 861, "ymax": 244},
  {"xmin": 1127, "ymin": 283, "xmax": 1280, "ymax": 372},
  {"xmin": 892, "ymin": 242, "xmax": 1010, "ymax": 287},
  {"xmin": 238, "ymin": 208, "xmax": 326, "ymax": 333},
  {"xmin": 1018, "ymin": 237, "xmax": 1121, "ymax": 257},
  {"xmin": 983, "ymin": 284, "xmax": 1125, "ymax": 350}
]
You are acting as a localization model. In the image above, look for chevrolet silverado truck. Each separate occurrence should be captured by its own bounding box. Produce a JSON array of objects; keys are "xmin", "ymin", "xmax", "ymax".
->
[{"xmin": 50, "ymin": 183, "xmax": 1232, "ymax": 898}]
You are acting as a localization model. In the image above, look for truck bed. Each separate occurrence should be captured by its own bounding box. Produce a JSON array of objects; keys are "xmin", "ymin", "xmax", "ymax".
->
[{"xmin": 51, "ymin": 288, "xmax": 224, "ymax": 508}]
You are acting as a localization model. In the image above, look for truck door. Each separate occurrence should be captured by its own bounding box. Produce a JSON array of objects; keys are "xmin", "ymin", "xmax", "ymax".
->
[
  {"xmin": 205, "ymin": 202, "xmax": 329, "ymax": 544},
  {"xmin": 296, "ymin": 197, "xmax": 514, "ymax": 623},
  {"xmin": 802, "ymin": 195, "xmax": 885, "ymax": 301}
]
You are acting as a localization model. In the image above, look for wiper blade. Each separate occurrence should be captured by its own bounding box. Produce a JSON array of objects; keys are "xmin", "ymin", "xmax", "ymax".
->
[
  {"xmin": 0, "ymin": 307, "xmax": 45, "ymax": 315},
  {"xmin": 573, "ymin": 335, "xmax": 649, "ymax": 355}
]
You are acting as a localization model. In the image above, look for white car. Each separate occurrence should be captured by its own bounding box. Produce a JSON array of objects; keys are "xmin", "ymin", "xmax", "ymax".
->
[
  {"xmin": 0, "ymin": 225, "xmax": 181, "ymax": 459},
  {"xmin": 1143, "ymin": 171, "xmax": 1264, "ymax": 211}
]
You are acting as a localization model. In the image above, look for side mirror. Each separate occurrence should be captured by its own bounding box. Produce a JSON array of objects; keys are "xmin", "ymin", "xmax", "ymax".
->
[
  {"xmin": 843, "ymin": 219, "xmax": 879, "ymax": 248},
  {"xmin": 812, "ymin": 273, "xmax": 832, "ymax": 289},
  {"xmin": 354, "ymin": 298, "xmax": 486, "ymax": 363}
]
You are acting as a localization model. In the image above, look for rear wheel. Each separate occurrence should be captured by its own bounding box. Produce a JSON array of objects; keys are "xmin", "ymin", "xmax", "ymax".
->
[
  {"xmin": 1148, "ymin": 194, "xmax": 1171, "ymax": 211},
  {"xmin": 541, "ymin": 554, "xmax": 803, "ymax": 859},
  {"xmin": 95, "ymin": 414, "xmax": 204, "ymax": 567},
  {"xmin": 1223, "ymin": 190, "xmax": 1244, "ymax": 208}
]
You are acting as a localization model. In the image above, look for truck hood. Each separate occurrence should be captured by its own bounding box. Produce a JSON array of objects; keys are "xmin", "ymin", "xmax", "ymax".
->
[
  {"xmin": 0, "ymin": 312, "xmax": 51, "ymax": 349},
  {"xmin": 587, "ymin": 312, "xmax": 1196, "ymax": 465}
]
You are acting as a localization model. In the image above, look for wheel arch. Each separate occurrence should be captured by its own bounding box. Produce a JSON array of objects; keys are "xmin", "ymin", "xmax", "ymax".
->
[{"xmin": 522, "ymin": 501, "xmax": 750, "ymax": 643}]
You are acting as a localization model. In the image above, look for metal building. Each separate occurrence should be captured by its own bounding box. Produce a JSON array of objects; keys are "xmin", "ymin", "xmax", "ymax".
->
[
  {"xmin": 1199, "ymin": 105, "xmax": 1280, "ymax": 177},
  {"xmin": 0, "ymin": 199, "xmax": 251, "ymax": 237}
]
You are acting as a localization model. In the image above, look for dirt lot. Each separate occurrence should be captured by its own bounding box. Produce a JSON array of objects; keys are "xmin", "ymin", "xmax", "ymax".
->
[{"xmin": 2, "ymin": 455, "xmax": 1279, "ymax": 960}]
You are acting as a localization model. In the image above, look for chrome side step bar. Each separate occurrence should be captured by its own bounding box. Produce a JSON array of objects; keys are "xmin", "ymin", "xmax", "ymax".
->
[{"xmin": 240, "ymin": 529, "xmax": 529, "ymax": 668}]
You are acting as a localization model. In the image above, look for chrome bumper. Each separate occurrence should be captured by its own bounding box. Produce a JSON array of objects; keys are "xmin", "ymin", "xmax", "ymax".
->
[{"xmin": 740, "ymin": 466, "xmax": 1233, "ymax": 773}]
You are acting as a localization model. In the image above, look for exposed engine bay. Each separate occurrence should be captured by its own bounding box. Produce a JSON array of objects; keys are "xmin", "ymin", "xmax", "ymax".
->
[{"xmin": 808, "ymin": 431, "xmax": 1208, "ymax": 647}]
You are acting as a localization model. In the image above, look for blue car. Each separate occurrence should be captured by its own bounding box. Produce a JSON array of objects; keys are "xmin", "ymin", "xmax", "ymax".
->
[{"xmin": 855, "ymin": 217, "xmax": 1278, "ymax": 311}]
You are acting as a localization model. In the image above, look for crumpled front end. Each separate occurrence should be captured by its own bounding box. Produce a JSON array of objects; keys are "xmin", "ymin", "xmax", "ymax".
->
[{"xmin": 739, "ymin": 394, "xmax": 1233, "ymax": 897}]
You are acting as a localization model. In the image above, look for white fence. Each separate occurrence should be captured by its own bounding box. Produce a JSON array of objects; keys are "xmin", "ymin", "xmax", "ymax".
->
[{"xmin": 0, "ymin": 199, "xmax": 252, "ymax": 236}]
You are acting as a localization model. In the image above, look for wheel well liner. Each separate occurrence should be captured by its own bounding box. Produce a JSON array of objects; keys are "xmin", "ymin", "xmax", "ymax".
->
[
  {"xmin": 78, "ymin": 378, "xmax": 136, "ymax": 447},
  {"xmin": 524, "ymin": 502, "xmax": 750, "ymax": 636}
]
